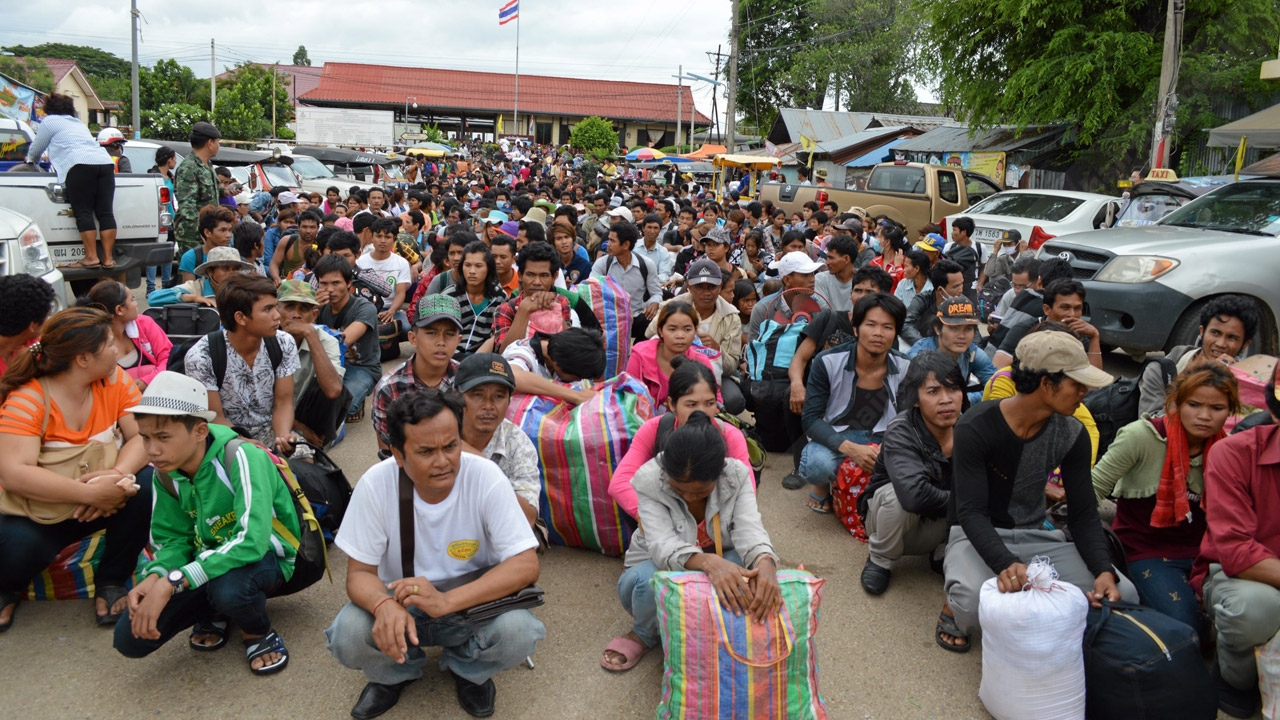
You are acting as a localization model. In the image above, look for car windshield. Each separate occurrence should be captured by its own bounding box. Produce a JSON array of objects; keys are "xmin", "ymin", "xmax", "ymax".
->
[
  {"xmin": 1158, "ymin": 182, "xmax": 1280, "ymax": 236},
  {"xmin": 1116, "ymin": 194, "xmax": 1186, "ymax": 226},
  {"xmin": 867, "ymin": 165, "xmax": 926, "ymax": 194},
  {"xmin": 967, "ymin": 193, "xmax": 1085, "ymax": 222},
  {"xmin": 263, "ymin": 163, "xmax": 299, "ymax": 188},
  {"xmin": 291, "ymin": 155, "xmax": 336, "ymax": 180}
]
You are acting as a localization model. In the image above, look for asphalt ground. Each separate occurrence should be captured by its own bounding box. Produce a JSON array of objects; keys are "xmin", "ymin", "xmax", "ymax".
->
[{"xmin": 1, "ymin": 328, "xmax": 1251, "ymax": 719}]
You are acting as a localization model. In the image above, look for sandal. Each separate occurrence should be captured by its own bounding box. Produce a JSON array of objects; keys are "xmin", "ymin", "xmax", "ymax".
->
[
  {"xmin": 59, "ymin": 259, "xmax": 102, "ymax": 270},
  {"xmin": 95, "ymin": 585, "xmax": 129, "ymax": 626},
  {"xmin": 0, "ymin": 590, "xmax": 20, "ymax": 633},
  {"xmin": 600, "ymin": 635, "xmax": 652, "ymax": 672},
  {"xmin": 806, "ymin": 492, "xmax": 833, "ymax": 514},
  {"xmin": 935, "ymin": 610, "xmax": 970, "ymax": 653},
  {"xmin": 346, "ymin": 408, "xmax": 365, "ymax": 424},
  {"xmin": 244, "ymin": 629, "xmax": 289, "ymax": 676},
  {"xmin": 189, "ymin": 619, "xmax": 230, "ymax": 652}
]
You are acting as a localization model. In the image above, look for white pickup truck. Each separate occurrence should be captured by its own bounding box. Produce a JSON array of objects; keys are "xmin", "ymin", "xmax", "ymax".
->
[
  {"xmin": 0, "ymin": 207, "xmax": 68, "ymax": 310},
  {"xmin": 0, "ymin": 169, "xmax": 172, "ymax": 295}
]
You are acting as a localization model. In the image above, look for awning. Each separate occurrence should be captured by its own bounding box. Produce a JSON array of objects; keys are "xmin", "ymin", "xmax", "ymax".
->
[
  {"xmin": 1208, "ymin": 103, "xmax": 1280, "ymax": 148},
  {"xmin": 712, "ymin": 154, "xmax": 780, "ymax": 170},
  {"xmin": 844, "ymin": 137, "xmax": 911, "ymax": 167}
]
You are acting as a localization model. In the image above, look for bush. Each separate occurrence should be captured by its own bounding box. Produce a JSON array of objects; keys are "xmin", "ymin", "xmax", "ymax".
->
[
  {"xmin": 145, "ymin": 103, "xmax": 208, "ymax": 141},
  {"xmin": 569, "ymin": 116, "xmax": 619, "ymax": 155},
  {"xmin": 276, "ymin": 127, "xmax": 295, "ymax": 140}
]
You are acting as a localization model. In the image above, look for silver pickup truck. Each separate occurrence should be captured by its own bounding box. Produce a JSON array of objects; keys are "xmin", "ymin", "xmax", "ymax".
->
[
  {"xmin": 0, "ymin": 207, "xmax": 68, "ymax": 309},
  {"xmin": 0, "ymin": 170, "xmax": 172, "ymax": 293},
  {"xmin": 1041, "ymin": 176, "xmax": 1280, "ymax": 356}
]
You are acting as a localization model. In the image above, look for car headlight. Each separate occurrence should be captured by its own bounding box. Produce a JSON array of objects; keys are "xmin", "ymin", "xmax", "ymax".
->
[
  {"xmin": 1094, "ymin": 255, "xmax": 1180, "ymax": 283},
  {"xmin": 19, "ymin": 223, "xmax": 54, "ymax": 276}
]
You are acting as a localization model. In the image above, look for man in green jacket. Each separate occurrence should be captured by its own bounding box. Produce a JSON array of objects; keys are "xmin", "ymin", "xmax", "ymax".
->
[
  {"xmin": 173, "ymin": 121, "xmax": 222, "ymax": 253},
  {"xmin": 113, "ymin": 371, "xmax": 301, "ymax": 676}
]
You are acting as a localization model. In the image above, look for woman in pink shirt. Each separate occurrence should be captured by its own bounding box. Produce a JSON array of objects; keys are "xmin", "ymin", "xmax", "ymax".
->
[
  {"xmin": 77, "ymin": 280, "xmax": 172, "ymax": 390},
  {"xmin": 625, "ymin": 301, "xmax": 719, "ymax": 407},
  {"xmin": 610, "ymin": 356, "xmax": 752, "ymax": 520}
]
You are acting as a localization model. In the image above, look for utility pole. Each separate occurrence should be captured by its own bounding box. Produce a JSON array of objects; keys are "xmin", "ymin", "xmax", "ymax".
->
[
  {"xmin": 706, "ymin": 46, "xmax": 728, "ymax": 142},
  {"xmin": 130, "ymin": 0, "xmax": 140, "ymax": 138},
  {"xmin": 674, "ymin": 65, "xmax": 683, "ymax": 151},
  {"xmin": 725, "ymin": 0, "xmax": 740, "ymax": 153},
  {"xmin": 271, "ymin": 64, "xmax": 277, "ymax": 140},
  {"xmin": 1150, "ymin": 0, "xmax": 1185, "ymax": 169},
  {"xmin": 210, "ymin": 39, "xmax": 216, "ymax": 111}
]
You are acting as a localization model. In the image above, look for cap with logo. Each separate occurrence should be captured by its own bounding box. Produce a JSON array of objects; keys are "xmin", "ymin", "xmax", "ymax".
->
[
  {"xmin": 686, "ymin": 258, "xmax": 723, "ymax": 285},
  {"xmin": 937, "ymin": 296, "xmax": 980, "ymax": 325},
  {"xmin": 768, "ymin": 251, "xmax": 823, "ymax": 277},
  {"xmin": 914, "ymin": 233, "xmax": 946, "ymax": 254},
  {"xmin": 1015, "ymin": 331, "xmax": 1115, "ymax": 389},
  {"xmin": 454, "ymin": 352, "xmax": 516, "ymax": 393},
  {"xmin": 413, "ymin": 293, "xmax": 463, "ymax": 329},
  {"xmin": 277, "ymin": 279, "xmax": 319, "ymax": 305},
  {"xmin": 127, "ymin": 371, "xmax": 217, "ymax": 421}
]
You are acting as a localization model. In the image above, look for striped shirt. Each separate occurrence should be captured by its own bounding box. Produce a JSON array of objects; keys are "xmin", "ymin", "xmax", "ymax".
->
[
  {"xmin": 446, "ymin": 283, "xmax": 507, "ymax": 359},
  {"xmin": 25, "ymin": 115, "xmax": 113, "ymax": 182}
]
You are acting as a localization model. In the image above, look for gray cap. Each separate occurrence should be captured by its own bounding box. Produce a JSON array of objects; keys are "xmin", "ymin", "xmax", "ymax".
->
[{"xmin": 190, "ymin": 121, "xmax": 222, "ymax": 142}]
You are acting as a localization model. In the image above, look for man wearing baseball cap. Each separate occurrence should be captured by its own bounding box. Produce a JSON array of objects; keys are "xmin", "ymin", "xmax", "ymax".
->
[
  {"xmin": 1196, "ymin": 360, "xmax": 1280, "ymax": 718},
  {"xmin": 914, "ymin": 232, "xmax": 945, "ymax": 264},
  {"xmin": 941, "ymin": 331, "xmax": 1137, "ymax": 651},
  {"xmin": 456, "ymin": 353, "xmax": 541, "ymax": 529},
  {"xmin": 372, "ymin": 293, "xmax": 463, "ymax": 452},
  {"xmin": 906, "ymin": 296, "xmax": 996, "ymax": 404},
  {"xmin": 174, "ymin": 121, "xmax": 223, "ymax": 253},
  {"xmin": 278, "ymin": 279, "xmax": 347, "ymax": 447}
]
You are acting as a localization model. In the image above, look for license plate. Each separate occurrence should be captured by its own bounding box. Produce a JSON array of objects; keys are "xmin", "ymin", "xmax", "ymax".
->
[
  {"xmin": 51, "ymin": 244, "xmax": 86, "ymax": 261},
  {"xmin": 974, "ymin": 227, "xmax": 1003, "ymax": 240}
]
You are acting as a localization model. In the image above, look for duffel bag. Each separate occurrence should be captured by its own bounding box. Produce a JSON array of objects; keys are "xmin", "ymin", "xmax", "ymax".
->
[{"xmin": 1082, "ymin": 600, "xmax": 1216, "ymax": 720}]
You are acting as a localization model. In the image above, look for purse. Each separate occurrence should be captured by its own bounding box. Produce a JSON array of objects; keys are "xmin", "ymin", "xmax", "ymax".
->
[
  {"xmin": 397, "ymin": 471, "xmax": 544, "ymax": 620},
  {"xmin": 0, "ymin": 379, "xmax": 122, "ymax": 525}
]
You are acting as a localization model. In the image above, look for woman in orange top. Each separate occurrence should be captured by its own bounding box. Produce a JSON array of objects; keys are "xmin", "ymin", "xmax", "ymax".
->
[{"xmin": 0, "ymin": 307, "xmax": 152, "ymax": 632}]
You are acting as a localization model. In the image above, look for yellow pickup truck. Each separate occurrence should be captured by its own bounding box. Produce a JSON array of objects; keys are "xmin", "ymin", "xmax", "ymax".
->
[{"xmin": 759, "ymin": 161, "xmax": 1003, "ymax": 239}]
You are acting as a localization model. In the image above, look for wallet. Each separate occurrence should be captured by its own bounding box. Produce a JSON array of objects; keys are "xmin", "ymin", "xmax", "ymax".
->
[{"xmin": 461, "ymin": 585, "xmax": 546, "ymax": 622}]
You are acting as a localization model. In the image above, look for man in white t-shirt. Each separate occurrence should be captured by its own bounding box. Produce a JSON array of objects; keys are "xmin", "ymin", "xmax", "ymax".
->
[
  {"xmin": 357, "ymin": 217, "xmax": 412, "ymax": 329},
  {"xmin": 326, "ymin": 390, "xmax": 543, "ymax": 720}
]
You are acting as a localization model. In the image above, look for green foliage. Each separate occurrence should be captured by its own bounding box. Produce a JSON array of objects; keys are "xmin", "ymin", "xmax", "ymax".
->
[
  {"xmin": 276, "ymin": 126, "xmax": 296, "ymax": 140},
  {"xmin": 144, "ymin": 103, "xmax": 208, "ymax": 140},
  {"xmin": 1, "ymin": 43, "xmax": 130, "ymax": 79},
  {"xmin": 292, "ymin": 46, "xmax": 311, "ymax": 67},
  {"xmin": 736, "ymin": 0, "xmax": 823, "ymax": 130},
  {"xmin": 141, "ymin": 59, "xmax": 209, "ymax": 111},
  {"xmin": 569, "ymin": 116, "xmax": 619, "ymax": 154},
  {"xmin": 0, "ymin": 56, "xmax": 54, "ymax": 94},
  {"xmin": 421, "ymin": 123, "xmax": 448, "ymax": 143},
  {"xmin": 213, "ymin": 63, "xmax": 292, "ymax": 140}
]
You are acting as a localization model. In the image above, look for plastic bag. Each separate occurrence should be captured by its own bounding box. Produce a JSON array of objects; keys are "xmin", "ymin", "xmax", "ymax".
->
[
  {"xmin": 1259, "ymin": 627, "xmax": 1280, "ymax": 720},
  {"xmin": 978, "ymin": 557, "xmax": 1088, "ymax": 720}
]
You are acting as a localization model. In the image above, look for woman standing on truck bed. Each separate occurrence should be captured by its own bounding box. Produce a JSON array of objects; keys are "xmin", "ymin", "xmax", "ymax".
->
[{"xmin": 23, "ymin": 93, "xmax": 119, "ymax": 270}]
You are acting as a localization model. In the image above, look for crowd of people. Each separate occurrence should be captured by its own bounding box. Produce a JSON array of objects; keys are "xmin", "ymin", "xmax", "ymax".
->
[{"xmin": 5, "ymin": 115, "xmax": 1280, "ymax": 720}]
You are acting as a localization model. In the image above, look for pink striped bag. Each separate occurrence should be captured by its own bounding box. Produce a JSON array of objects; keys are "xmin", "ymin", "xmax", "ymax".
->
[
  {"xmin": 573, "ymin": 276, "xmax": 632, "ymax": 379},
  {"xmin": 653, "ymin": 569, "xmax": 828, "ymax": 720}
]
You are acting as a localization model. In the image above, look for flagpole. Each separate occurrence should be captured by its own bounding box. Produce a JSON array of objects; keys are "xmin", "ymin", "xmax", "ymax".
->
[{"xmin": 514, "ymin": 8, "xmax": 520, "ymax": 142}]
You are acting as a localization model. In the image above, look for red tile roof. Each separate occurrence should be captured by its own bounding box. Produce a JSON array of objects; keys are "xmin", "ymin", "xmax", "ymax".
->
[
  {"xmin": 299, "ymin": 62, "xmax": 711, "ymax": 125},
  {"xmin": 40, "ymin": 59, "xmax": 78, "ymax": 84}
]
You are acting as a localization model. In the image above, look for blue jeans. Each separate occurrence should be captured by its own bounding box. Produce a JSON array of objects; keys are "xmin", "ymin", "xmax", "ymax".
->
[
  {"xmin": 325, "ymin": 602, "xmax": 545, "ymax": 685},
  {"xmin": 1128, "ymin": 556, "xmax": 1205, "ymax": 639},
  {"xmin": 618, "ymin": 550, "xmax": 742, "ymax": 648},
  {"xmin": 145, "ymin": 263, "xmax": 173, "ymax": 293},
  {"xmin": 799, "ymin": 428, "xmax": 876, "ymax": 488},
  {"xmin": 113, "ymin": 552, "xmax": 284, "ymax": 658},
  {"xmin": 344, "ymin": 366, "xmax": 379, "ymax": 416}
]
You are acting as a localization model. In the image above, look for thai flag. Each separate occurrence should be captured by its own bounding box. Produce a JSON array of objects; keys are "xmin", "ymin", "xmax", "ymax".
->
[{"xmin": 499, "ymin": 0, "xmax": 518, "ymax": 24}]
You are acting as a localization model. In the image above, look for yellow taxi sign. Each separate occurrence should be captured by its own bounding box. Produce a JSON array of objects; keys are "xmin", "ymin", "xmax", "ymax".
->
[{"xmin": 1146, "ymin": 168, "xmax": 1179, "ymax": 182}]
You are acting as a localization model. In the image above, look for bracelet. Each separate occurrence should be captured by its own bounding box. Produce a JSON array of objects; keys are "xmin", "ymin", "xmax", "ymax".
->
[{"xmin": 372, "ymin": 596, "xmax": 394, "ymax": 616}]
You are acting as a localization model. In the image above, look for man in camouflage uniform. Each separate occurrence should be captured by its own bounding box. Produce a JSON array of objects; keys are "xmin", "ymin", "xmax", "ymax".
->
[{"xmin": 173, "ymin": 121, "xmax": 222, "ymax": 253}]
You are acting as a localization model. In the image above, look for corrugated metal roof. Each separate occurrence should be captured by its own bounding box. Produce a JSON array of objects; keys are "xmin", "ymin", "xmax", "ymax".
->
[
  {"xmin": 777, "ymin": 108, "xmax": 955, "ymax": 143},
  {"xmin": 817, "ymin": 126, "xmax": 910, "ymax": 154},
  {"xmin": 893, "ymin": 124, "xmax": 1068, "ymax": 152},
  {"xmin": 299, "ymin": 62, "xmax": 711, "ymax": 125},
  {"xmin": 844, "ymin": 137, "xmax": 912, "ymax": 167}
]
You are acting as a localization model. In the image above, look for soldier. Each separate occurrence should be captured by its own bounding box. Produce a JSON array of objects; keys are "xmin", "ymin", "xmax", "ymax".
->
[{"xmin": 173, "ymin": 121, "xmax": 223, "ymax": 254}]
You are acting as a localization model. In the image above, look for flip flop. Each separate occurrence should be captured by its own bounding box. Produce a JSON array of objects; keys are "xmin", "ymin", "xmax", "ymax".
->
[
  {"xmin": 935, "ymin": 610, "xmax": 971, "ymax": 653},
  {"xmin": 95, "ymin": 585, "xmax": 129, "ymax": 626},
  {"xmin": 59, "ymin": 259, "xmax": 102, "ymax": 270},
  {"xmin": 806, "ymin": 492, "xmax": 833, "ymax": 514},
  {"xmin": 189, "ymin": 619, "xmax": 230, "ymax": 652},
  {"xmin": 600, "ymin": 635, "xmax": 651, "ymax": 672},
  {"xmin": 244, "ymin": 629, "xmax": 289, "ymax": 676},
  {"xmin": 101, "ymin": 260, "xmax": 117, "ymax": 269},
  {"xmin": 0, "ymin": 590, "xmax": 20, "ymax": 633}
]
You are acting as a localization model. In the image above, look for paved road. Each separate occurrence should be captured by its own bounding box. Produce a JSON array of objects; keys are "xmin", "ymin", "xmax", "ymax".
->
[{"xmin": 2, "ymin": 337, "xmax": 1246, "ymax": 719}]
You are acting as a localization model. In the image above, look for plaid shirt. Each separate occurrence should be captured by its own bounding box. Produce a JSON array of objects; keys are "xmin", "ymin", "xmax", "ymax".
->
[
  {"xmin": 491, "ymin": 294, "xmax": 573, "ymax": 348},
  {"xmin": 372, "ymin": 355, "xmax": 458, "ymax": 443}
]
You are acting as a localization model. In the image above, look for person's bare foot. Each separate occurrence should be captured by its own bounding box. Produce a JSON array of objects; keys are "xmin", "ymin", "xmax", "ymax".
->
[
  {"xmin": 191, "ymin": 632, "xmax": 222, "ymax": 648},
  {"xmin": 0, "ymin": 601, "xmax": 16, "ymax": 626},
  {"xmin": 94, "ymin": 594, "xmax": 128, "ymax": 621},
  {"xmin": 937, "ymin": 603, "xmax": 968, "ymax": 649},
  {"xmin": 601, "ymin": 631, "xmax": 647, "ymax": 669},
  {"xmin": 243, "ymin": 633, "xmax": 283, "ymax": 671}
]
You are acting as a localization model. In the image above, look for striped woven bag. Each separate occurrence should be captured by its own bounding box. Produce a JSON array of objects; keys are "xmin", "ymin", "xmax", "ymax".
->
[{"xmin": 652, "ymin": 569, "xmax": 828, "ymax": 720}]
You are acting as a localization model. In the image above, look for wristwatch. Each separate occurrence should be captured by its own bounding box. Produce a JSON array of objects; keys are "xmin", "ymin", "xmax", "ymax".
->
[{"xmin": 167, "ymin": 569, "xmax": 186, "ymax": 594}]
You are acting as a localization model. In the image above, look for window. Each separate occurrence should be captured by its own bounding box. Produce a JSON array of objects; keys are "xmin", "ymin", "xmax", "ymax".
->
[
  {"xmin": 536, "ymin": 122, "xmax": 552, "ymax": 145},
  {"xmin": 964, "ymin": 172, "xmax": 1003, "ymax": 204},
  {"xmin": 0, "ymin": 127, "xmax": 31, "ymax": 162},
  {"xmin": 966, "ymin": 193, "xmax": 1085, "ymax": 222},
  {"xmin": 937, "ymin": 170, "xmax": 960, "ymax": 204},
  {"xmin": 866, "ymin": 165, "xmax": 926, "ymax": 194}
]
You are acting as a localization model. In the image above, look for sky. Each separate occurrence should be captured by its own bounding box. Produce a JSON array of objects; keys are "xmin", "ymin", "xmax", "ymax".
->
[{"xmin": 5, "ymin": 0, "xmax": 732, "ymax": 118}]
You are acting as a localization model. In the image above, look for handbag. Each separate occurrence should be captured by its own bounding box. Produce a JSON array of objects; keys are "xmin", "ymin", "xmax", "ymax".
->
[
  {"xmin": 0, "ymin": 379, "xmax": 121, "ymax": 525},
  {"xmin": 397, "ymin": 471, "xmax": 544, "ymax": 620}
]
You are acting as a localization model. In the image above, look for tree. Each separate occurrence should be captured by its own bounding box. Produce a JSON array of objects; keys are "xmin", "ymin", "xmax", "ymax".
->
[
  {"xmin": 213, "ymin": 63, "xmax": 292, "ymax": 139},
  {"xmin": 0, "ymin": 57, "xmax": 54, "ymax": 94},
  {"xmin": 1, "ymin": 43, "xmax": 130, "ymax": 79},
  {"xmin": 919, "ymin": 0, "xmax": 1280, "ymax": 182},
  {"xmin": 293, "ymin": 46, "xmax": 311, "ymax": 67},
  {"xmin": 140, "ymin": 59, "xmax": 209, "ymax": 111},
  {"xmin": 144, "ymin": 103, "xmax": 208, "ymax": 140},
  {"xmin": 736, "ymin": 0, "xmax": 822, "ymax": 131},
  {"xmin": 569, "ymin": 116, "xmax": 619, "ymax": 155}
]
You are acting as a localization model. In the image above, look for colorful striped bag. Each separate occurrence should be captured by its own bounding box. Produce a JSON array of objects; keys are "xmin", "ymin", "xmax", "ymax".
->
[
  {"xmin": 507, "ymin": 373, "xmax": 653, "ymax": 557},
  {"xmin": 573, "ymin": 276, "xmax": 633, "ymax": 379},
  {"xmin": 23, "ymin": 530, "xmax": 153, "ymax": 600},
  {"xmin": 652, "ymin": 569, "xmax": 829, "ymax": 720}
]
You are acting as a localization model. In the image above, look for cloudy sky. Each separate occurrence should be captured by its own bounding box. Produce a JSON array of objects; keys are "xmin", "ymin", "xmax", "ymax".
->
[{"xmin": 7, "ymin": 0, "xmax": 731, "ymax": 116}]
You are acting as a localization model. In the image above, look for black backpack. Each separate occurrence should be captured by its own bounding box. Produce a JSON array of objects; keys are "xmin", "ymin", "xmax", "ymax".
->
[
  {"xmin": 1082, "ymin": 600, "xmax": 1217, "ymax": 720},
  {"xmin": 1083, "ymin": 357, "xmax": 1176, "ymax": 458},
  {"xmin": 167, "ymin": 330, "xmax": 283, "ymax": 385},
  {"xmin": 143, "ymin": 303, "xmax": 221, "ymax": 343},
  {"xmin": 976, "ymin": 275, "xmax": 1011, "ymax": 322}
]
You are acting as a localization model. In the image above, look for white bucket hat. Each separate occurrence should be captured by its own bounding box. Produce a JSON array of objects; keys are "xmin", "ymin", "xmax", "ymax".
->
[{"xmin": 127, "ymin": 371, "xmax": 217, "ymax": 421}]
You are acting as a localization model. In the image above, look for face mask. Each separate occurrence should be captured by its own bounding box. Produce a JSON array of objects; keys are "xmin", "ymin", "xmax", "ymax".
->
[
  {"xmin": 1001, "ymin": 244, "xmax": 1017, "ymax": 256},
  {"xmin": 870, "ymin": 238, "xmax": 882, "ymax": 253}
]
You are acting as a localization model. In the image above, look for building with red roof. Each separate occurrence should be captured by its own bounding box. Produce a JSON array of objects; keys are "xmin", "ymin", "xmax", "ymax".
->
[{"xmin": 298, "ymin": 61, "xmax": 711, "ymax": 148}]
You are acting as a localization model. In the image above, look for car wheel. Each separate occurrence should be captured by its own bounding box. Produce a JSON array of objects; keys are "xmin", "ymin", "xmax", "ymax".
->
[{"xmin": 1165, "ymin": 302, "xmax": 1205, "ymax": 354}]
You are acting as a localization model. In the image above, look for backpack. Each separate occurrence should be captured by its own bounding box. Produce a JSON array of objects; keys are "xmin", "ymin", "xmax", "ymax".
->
[
  {"xmin": 977, "ymin": 275, "xmax": 1011, "ymax": 322},
  {"xmin": 654, "ymin": 411, "xmax": 767, "ymax": 484},
  {"xmin": 143, "ymin": 303, "xmax": 221, "ymax": 344},
  {"xmin": 286, "ymin": 441, "xmax": 353, "ymax": 541},
  {"xmin": 604, "ymin": 254, "xmax": 655, "ymax": 303},
  {"xmin": 155, "ymin": 437, "xmax": 329, "ymax": 597},
  {"xmin": 1082, "ymin": 600, "xmax": 1217, "ymax": 720},
  {"xmin": 167, "ymin": 330, "xmax": 284, "ymax": 387},
  {"xmin": 745, "ymin": 290, "xmax": 820, "ymax": 382},
  {"xmin": 1083, "ymin": 357, "xmax": 1176, "ymax": 458}
]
